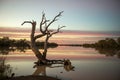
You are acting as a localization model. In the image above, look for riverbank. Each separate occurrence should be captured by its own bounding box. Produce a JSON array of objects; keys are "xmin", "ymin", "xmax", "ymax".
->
[{"xmin": 7, "ymin": 75, "xmax": 60, "ymax": 80}]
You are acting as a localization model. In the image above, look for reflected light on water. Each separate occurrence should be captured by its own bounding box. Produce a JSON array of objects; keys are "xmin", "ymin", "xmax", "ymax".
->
[
  {"xmin": 3, "ymin": 46, "xmax": 108, "ymax": 60},
  {"xmin": 0, "ymin": 46, "xmax": 120, "ymax": 80},
  {"xmin": 5, "ymin": 58, "xmax": 120, "ymax": 80}
]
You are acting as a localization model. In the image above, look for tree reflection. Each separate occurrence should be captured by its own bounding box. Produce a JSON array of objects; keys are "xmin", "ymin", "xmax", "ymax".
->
[
  {"xmin": 0, "ymin": 46, "xmax": 28, "ymax": 55},
  {"xmin": 33, "ymin": 65, "xmax": 47, "ymax": 76},
  {"xmin": 32, "ymin": 60, "xmax": 75, "ymax": 77},
  {"xmin": 95, "ymin": 48, "xmax": 120, "ymax": 58},
  {"xmin": 82, "ymin": 37, "xmax": 120, "ymax": 59}
]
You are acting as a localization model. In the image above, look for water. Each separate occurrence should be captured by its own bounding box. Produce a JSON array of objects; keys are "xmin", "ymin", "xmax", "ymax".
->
[{"xmin": 1, "ymin": 46, "xmax": 120, "ymax": 80}]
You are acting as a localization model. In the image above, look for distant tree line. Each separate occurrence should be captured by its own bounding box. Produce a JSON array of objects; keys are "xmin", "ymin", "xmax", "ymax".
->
[
  {"xmin": 82, "ymin": 37, "xmax": 120, "ymax": 49},
  {"xmin": 0, "ymin": 37, "xmax": 30, "ymax": 48},
  {"xmin": 82, "ymin": 37, "xmax": 120, "ymax": 58},
  {"xmin": 0, "ymin": 37, "xmax": 58, "ymax": 48},
  {"xmin": 59, "ymin": 37, "xmax": 120, "ymax": 58},
  {"xmin": 59, "ymin": 44, "xmax": 82, "ymax": 46},
  {"xmin": 0, "ymin": 37, "xmax": 58, "ymax": 54}
]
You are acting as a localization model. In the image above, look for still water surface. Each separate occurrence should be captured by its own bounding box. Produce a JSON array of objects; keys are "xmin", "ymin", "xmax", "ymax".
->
[{"xmin": 1, "ymin": 46, "xmax": 120, "ymax": 80}]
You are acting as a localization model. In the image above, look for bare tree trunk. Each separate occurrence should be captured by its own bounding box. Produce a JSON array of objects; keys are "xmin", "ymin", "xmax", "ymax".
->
[
  {"xmin": 21, "ymin": 21, "xmax": 44, "ymax": 61},
  {"xmin": 30, "ymin": 22, "xmax": 43, "ymax": 60},
  {"xmin": 43, "ymin": 34, "xmax": 49, "ymax": 59}
]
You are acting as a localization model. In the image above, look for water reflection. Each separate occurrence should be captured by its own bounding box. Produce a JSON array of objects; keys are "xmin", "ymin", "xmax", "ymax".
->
[
  {"xmin": 0, "ymin": 43, "xmax": 57, "ymax": 55},
  {"xmin": 0, "ymin": 45, "xmax": 119, "ymax": 80},
  {"xmin": 1, "ymin": 46, "xmax": 120, "ymax": 59},
  {"xmin": 0, "ymin": 57, "xmax": 75, "ymax": 80},
  {"xmin": 33, "ymin": 65, "xmax": 47, "ymax": 76},
  {"xmin": 0, "ymin": 46, "xmax": 28, "ymax": 55},
  {"xmin": 33, "ymin": 60, "xmax": 75, "ymax": 76},
  {"xmin": 95, "ymin": 48, "xmax": 120, "ymax": 58}
]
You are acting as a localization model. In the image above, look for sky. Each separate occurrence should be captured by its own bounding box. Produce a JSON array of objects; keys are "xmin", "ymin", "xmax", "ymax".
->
[{"xmin": 0, "ymin": 0, "xmax": 120, "ymax": 31}]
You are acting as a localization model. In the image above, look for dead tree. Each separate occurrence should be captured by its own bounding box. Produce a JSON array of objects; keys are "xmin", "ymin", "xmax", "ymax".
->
[
  {"xmin": 43, "ymin": 26, "xmax": 65, "ymax": 59},
  {"xmin": 21, "ymin": 11, "xmax": 65, "ymax": 64}
]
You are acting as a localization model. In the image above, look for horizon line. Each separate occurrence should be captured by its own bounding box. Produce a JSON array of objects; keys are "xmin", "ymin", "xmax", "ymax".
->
[{"xmin": 0, "ymin": 26, "xmax": 120, "ymax": 33}]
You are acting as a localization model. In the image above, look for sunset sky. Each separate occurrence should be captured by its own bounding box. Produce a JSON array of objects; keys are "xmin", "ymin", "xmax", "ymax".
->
[
  {"xmin": 0, "ymin": 0, "xmax": 120, "ymax": 31},
  {"xmin": 0, "ymin": 0, "xmax": 120, "ymax": 45}
]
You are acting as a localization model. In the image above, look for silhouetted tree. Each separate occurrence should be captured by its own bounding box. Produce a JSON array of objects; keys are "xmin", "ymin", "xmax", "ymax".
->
[{"xmin": 21, "ymin": 11, "xmax": 65, "ymax": 64}]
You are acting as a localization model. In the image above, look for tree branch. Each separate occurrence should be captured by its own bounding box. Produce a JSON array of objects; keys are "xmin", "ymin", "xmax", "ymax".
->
[
  {"xmin": 21, "ymin": 20, "xmax": 36, "ymax": 41},
  {"xmin": 39, "ymin": 12, "xmax": 50, "ymax": 34},
  {"xmin": 34, "ymin": 34, "xmax": 46, "ymax": 40},
  {"xmin": 49, "ymin": 26, "xmax": 65, "ymax": 37},
  {"xmin": 21, "ymin": 21, "xmax": 32, "ymax": 25},
  {"xmin": 44, "ymin": 11, "xmax": 64, "ymax": 33},
  {"xmin": 40, "ymin": 12, "xmax": 45, "ymax": 33},
  {"xmin": 21, "ymin": 20, "xmax": 36, "ymax": 26}
]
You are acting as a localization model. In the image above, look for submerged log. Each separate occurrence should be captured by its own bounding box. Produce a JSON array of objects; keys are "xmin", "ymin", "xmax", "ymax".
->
[
  {"xmin": 34, "ymin": 59, "xmax": 73, "ymax": 66},
  {"xmin": 34, "ymin": 59, "xmax": 64, "ymax": 66}
]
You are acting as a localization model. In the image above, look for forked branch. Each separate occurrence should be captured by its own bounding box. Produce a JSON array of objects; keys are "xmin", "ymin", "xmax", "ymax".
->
[
  {"xmin": 48, "ymin": 26, "xmax": 66, "ymax": 37},
  {"xmin": 40, "ymin": 11, "xmax": 63, "ymax": 34}
]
